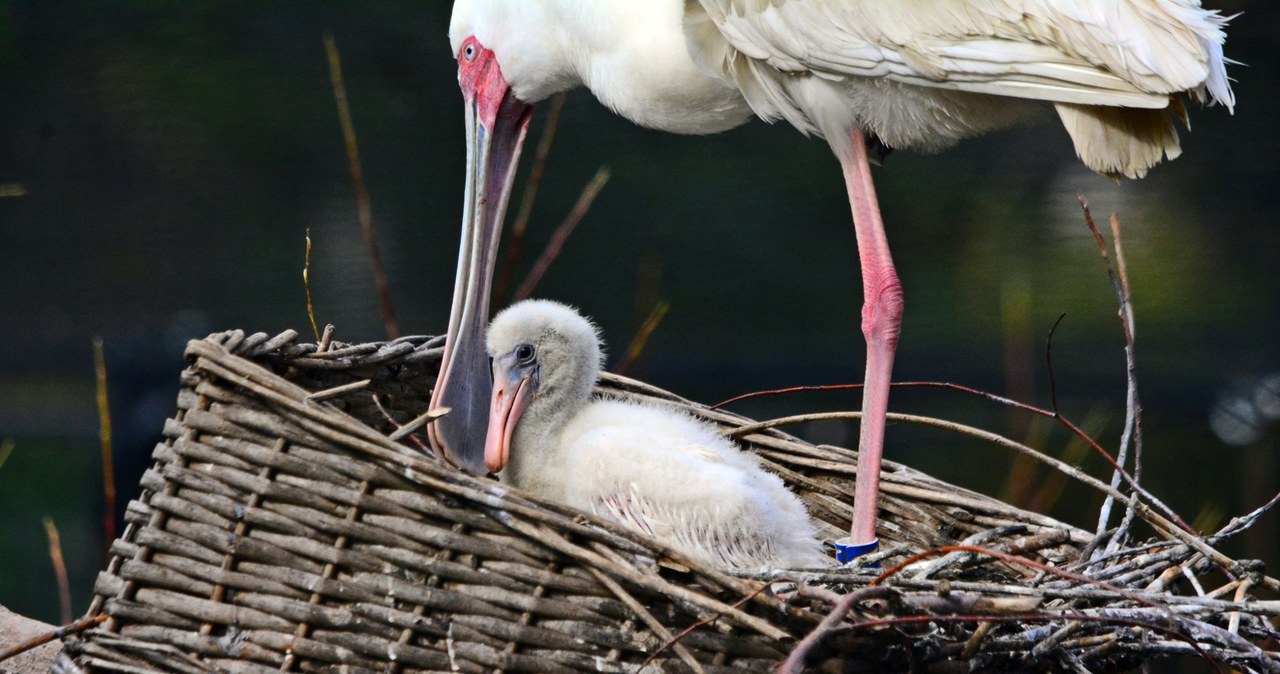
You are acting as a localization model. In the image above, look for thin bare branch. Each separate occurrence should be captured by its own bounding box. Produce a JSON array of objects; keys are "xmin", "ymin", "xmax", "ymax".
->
[
  {"xmin": 43, "ymin": 518, "xmax": 72, "ymax": 625},
  {"xmin": 713, "ymin": 383, "xmax": 863, "ymax": 409},
  {"xmin": 325, "ymin": 33, "xmax": 400, "ymax": 339},
  {"xmin": 1078, "ymin": 196, "xmax": 1145, "ymax": 550},
  {"xmin": 304, "ymin": 379, "xmax": 372, "ymax": 402},
  {"xmin": 0, "ymin": 614, "xmax": 106, "ymax": 663},
  {"xmin": 1108, "ymin": 211, "xmax": 1145, "ymax": 551},
  {"xmin": 92, "ymin": 337, "xmax": 117, "ymax": 549},
  {"xmin": 303, "ymin": 228, "xmax": 320, "ymax": 343},
  {"xmin": 496, "ymin": 92, "xmax": 567, "ymax": 304},
  {"xmin": 387, "ymin": 407, "xmax": 452, "ymax": 443},
  {"xmin": 1046, "ymin": 312, "xmax": 1067, "ymax": 415},
  {"xmin": 1209, "ymin": 489, "xmax": 1280, "ymax": 544},
  {"xmin": 614, "ymin": 299, "xmax": 671, "ymax": 376},
  {"xmin": 513, "ymin": 166, "xmax": 610, "ymax": 301},
  {"xmin": 368, "ymin": 394, "xmax": 436, "ymax": 453}
]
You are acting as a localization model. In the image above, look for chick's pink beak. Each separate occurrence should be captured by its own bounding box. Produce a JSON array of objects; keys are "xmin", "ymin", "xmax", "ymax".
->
[{"xmin": 484, "ymin": 365, "xmax": 534, "ymax": 474}]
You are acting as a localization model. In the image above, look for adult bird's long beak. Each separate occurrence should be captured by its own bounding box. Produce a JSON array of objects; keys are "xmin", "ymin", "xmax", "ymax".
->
[{"xmin": 428, "ymin": 50, "xmax": 533, "ymax": 474}]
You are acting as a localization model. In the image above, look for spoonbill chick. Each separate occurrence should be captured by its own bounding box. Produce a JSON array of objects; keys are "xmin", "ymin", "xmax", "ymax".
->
[{"xmin": 484, "ymin": 299, "xmax": 825, "ymax": 569}]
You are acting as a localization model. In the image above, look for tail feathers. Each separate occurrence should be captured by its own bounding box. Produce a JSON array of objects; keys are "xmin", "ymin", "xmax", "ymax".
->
[{"xmin": 1055, "ymin": 102, "xmax": 1184, "ymax": 179}]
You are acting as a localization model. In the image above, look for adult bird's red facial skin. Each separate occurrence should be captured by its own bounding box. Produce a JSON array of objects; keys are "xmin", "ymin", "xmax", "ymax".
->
[{"xmin": 428, "ymin": 37, "xmax": 535, "ymax": 475}]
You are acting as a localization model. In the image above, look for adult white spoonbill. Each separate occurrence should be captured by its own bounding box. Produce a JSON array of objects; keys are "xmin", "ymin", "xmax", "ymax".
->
[
  {"xmin": 484, "ymin": 299, "xmax": 825, "ymax": 569},
  {"xmin": 429, "ymin": 0, "xmax": 1235, "ymax": 561}
]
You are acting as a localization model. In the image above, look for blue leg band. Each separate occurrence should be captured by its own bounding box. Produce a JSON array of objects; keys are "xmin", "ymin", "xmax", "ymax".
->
[{"xmin": 834, "ymin": 538, "xmax": 879, "ymax": 564}]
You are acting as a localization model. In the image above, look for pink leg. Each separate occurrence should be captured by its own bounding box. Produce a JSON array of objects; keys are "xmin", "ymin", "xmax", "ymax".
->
[{"xmin": 841, "ymin": 130, "xmax": 904, "ymax": 547}]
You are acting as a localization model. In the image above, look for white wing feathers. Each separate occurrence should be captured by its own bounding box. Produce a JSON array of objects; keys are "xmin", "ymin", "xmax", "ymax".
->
[
  {"xmin": 692, "ymin": 0, "xmax": 1232, "ymax": 108},
  {"xmin": 686, "ymin": 0, "xmax": 1234, "ymax": 177}
]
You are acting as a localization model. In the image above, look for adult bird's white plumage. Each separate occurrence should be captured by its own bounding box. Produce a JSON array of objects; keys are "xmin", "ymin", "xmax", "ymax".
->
[
  {"xmin": 484, "ymin": 300, "xmax": 825, "ymax": 569},
  {"xmin": 684, "ymin": 1, "xmax": 1233, "ymax": 175},
  {"xmin": 431, "ymin": 0, "xmax": 1234, "ymax": 560}
]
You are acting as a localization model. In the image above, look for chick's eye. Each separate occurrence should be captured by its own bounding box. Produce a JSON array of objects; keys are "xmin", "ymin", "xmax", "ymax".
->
[{"xmin": 514, "ymin": 344, "xmax": 535, "ymax": 363}]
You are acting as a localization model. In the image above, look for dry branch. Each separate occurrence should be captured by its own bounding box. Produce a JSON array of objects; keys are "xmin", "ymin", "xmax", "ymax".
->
[
  {"xmin": 497, "ymin": 92, "xmax": 568, "ymax": 305},
  {"xmin": 324, "ymin": 33, "xmax": 399, "ymax": 339},
  {"xmin": 1078, "ymin": 198, "xmax": 1145, "ymax": 551},
  {"xmin": 303, "ymin": 228, "xmax": 320, "ymax": 342},
  {"xmin": 43, "ymin": 517, "xmax": 72, "ymax": 625},
  {"xmin": 614, "ymin": 298, "xmax": 670, "ymax": 376},
  {"xmin": 513, "ymin": 167, "xmax": 610, "ymax": 301},
  {"xmin": 94, "ymin": 336, "xmax": 118, "ymax": 550},
  {"xmin": 0, "ymin": 439, "xmax": 14, "ymax": 472}
]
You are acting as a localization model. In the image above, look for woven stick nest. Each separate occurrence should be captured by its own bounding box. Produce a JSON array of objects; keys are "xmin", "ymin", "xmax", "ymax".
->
[{"xmin": 54, "ymin": 329, "xmax": 1279, "ymax": 673}]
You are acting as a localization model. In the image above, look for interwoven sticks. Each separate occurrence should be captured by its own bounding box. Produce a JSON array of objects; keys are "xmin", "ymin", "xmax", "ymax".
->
[
  {"xmin": 57, "ymin": 329, "xmax": 1277, "ymax": 673},
  {"xmin": 68, "ymin": 331, "xmax": 830, "ymax": 673}
]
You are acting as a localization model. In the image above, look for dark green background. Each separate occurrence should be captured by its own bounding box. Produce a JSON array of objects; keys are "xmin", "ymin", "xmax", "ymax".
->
[{"xmin": 2, "ymin": 2, "xmax": 1277, "ymax": 624}]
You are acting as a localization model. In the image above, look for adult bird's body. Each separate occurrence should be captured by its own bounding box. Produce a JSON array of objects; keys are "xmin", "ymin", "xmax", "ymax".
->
[
  {"xmin": 431, "ymin": 0, "xmax": 1234, "ymax": 558},
  {"xmin": 484, "ymin": 299, "xmax": 825, "ymax": 569}
]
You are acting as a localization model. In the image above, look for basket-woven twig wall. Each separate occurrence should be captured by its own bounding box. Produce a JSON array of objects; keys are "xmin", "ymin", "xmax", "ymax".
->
[{"xmin": 59, "ymin": 329, "xmax": 1148, "ymax": 673}]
